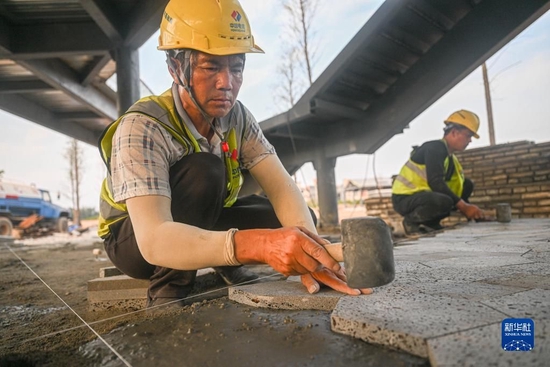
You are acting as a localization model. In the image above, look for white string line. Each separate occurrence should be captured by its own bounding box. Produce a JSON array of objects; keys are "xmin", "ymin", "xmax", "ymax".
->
[
  {"xmin": 3, "ymin": 243, "xmax": 132, "ymax": 367},
  {"xmin": 21, "ymin": 266, "xmax": 280, "ymax": 343}
]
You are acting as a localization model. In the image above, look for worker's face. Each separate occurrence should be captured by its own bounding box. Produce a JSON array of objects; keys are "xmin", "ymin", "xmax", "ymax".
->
[
  {"xmin": 186, "ymin": 52, "xmax": 244, "ymax": 118},
  {"xmin": 450, "ymin": 128, "xmax": 474, "ymax": 151}
]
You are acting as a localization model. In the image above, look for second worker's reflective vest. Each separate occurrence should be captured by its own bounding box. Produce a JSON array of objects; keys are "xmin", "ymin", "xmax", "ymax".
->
[
  {"xmin": 97, "ymin": 89, "xmax": 244, "ymax": 238},
  {"xmin": 392, "ymin": 140, "xmax": 464, "ymax": 198}
]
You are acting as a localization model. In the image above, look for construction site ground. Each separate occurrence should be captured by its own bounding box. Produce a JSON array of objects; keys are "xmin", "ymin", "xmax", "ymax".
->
[{"xmin": 0, "ymin": 212, "xmax": 548, "ymax": 366}]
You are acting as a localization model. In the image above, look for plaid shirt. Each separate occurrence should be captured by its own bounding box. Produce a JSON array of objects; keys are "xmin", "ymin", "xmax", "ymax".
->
[{"xmin": 109, "ymin": 91, "xmax": 275, "ymax": 203}]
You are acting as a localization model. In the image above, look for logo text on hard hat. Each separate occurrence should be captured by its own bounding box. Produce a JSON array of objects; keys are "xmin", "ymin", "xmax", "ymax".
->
[
  {"xmin": 163, "ymin": 11, "xmax": 173, "ymax": 23},
  {"xmin": 231, "ymin": 10, "xmax": 242, "ymax": 22},
  {"xmin": 229, "ymin": 10, "xmax": 246, "ymax": 33}
]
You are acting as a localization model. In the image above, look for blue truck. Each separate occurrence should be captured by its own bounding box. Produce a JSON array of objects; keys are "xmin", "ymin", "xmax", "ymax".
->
[{"xmin": 0, "ymin": 180, "xmax": 71, "ymax": 237}]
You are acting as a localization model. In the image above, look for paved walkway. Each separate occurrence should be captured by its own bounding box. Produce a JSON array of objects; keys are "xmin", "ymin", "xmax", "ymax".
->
[{"xmin": 231, "ymin": 219, "xmax": 550, "ymax": 366}]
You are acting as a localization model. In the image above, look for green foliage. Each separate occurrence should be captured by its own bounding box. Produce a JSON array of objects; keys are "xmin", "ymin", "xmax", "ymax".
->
[{"xmin": 80, "ymin": 207, "xmax": 99, "ymax": 220}]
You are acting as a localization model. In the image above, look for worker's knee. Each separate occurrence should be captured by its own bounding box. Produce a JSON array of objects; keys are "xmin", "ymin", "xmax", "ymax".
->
[{"xmin": 433, "ymin": 195, "xmax": 454, "ymax": 214}]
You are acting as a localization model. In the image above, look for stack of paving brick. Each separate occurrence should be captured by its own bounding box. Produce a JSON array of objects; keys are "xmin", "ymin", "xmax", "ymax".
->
[
  {"xmin": 363, "ymin": 196, "xmax": 404, "ymax": 234},
  {"xmin": 364, "ymin": 140, "xmax": 550, "ymax": 234},
  {"xmin": 459, "ymin": 140, "xmax": 550, "ymax": 218}
]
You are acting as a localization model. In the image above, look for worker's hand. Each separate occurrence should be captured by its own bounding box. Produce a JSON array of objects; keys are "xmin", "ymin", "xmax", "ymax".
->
[
  {"xmin": 235, "ymin": 226, "xmax": 341, "ymax": 277},
  {"xmin": 300, "ymin": 270, "xmax": 373, "ymax": 296},
  {"xmin": 264, "ymin": 226, "xmax": 343, "ymax": 276},
  {"xmin": 457, "ymin": 200, "xmax": 485, "ymax": 220},
  {"xmin": 234, "ymin": 227, "xmax": 374, "ymax": 296}
]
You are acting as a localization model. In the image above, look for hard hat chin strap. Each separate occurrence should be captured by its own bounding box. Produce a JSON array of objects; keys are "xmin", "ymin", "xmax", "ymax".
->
[{"xmin": 168, "ymin": 50, "xmax": 225, "ymax": 142}]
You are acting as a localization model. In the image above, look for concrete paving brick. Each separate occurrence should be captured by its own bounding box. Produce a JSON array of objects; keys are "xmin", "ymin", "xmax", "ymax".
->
[
  {"xmin": 402, "ymin": 280, "xmax": 526, "ymax": 301},
  {"xmin": 88, "ymin": 275, "xmax": 149, "ymax": 311},
  {"xmin": 331, "ymin": 288, "xmax": 507, "ymax": 358},
  {"xmin": 481, "ymin": 289, "xmax": 550, "ymax": 320},
  {"xmin": 420, "ymin": 255, "xmax": 534, "ymax": 269},
  {"xmin": 394, "ymin": 260, "xmax": 432, "ymax": 273},
  {"xmin": 228, "ymin": 281, "xmax": 343, "ymax": 311},
  {"xmin": 476, "ymin": 233, "xmax": 538, "ymax": 242},
  {"xmin": 395, "ymin": 240, "xmax": 533, "ymax": 258},
  {"xmin": 395, "ymin": 250, "xmax": 525, "ymax": 263},
  {"xmin": 394, "ymin": 261, "xmax": 550, "ymax": 287},
  {"xmin": 99, "ymin": 266, "xmax": 123, "ymax": 278},
  {"xmin": 88, "ymin": 268, "xmax": 220, "ymax": 311},
  {"xmin": 393, "ymin": 261, "xmax": 550, "ymax": 290},
  {"xmin": 330, "ymin": 219, "xmax": 550, "ymax": 364},
  {"xmin": 0, "ymin": 235, "xmax": 15, "ymax": 245},
  {"xmin": 88, "ymin": 275, "xmax": 149, "ymax": 292},
  {"xmin": 427, "ymin": 320, "xmax": 548, "ymax": 367},
  {"xmin": 524, "ymin": 242, "xmax": 550, "ymax": 253},
  {"xmin": 390, "ymin": 261, "xmax": 448, "ymax": 288},
  {"xmin": 480, "ymin": 274, "xmax": 550, "ymax": 290},
  {"xmin": 523, "ymin": 250, "xmax": 550, "ymax": 263}
]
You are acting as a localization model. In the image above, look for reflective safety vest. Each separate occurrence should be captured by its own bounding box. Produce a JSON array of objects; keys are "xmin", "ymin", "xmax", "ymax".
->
[
  {"xmin": 392, "ymin": 141, "xmax": 464, "ymax": 198},
  {"xmin": 97, "ymin": 89, "xmax": 244, "ymax": 238}
]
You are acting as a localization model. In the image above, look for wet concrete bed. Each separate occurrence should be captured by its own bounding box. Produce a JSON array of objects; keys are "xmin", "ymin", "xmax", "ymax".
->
[{"xmin": 83, "ymin": 298, "xmax": 429, "ymax": 367}]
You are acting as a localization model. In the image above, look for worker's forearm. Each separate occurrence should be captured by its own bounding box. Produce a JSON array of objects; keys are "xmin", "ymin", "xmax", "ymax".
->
[
  {"xmin": 269, "ymin": 182, "xmax": 316, "ymax": 232},
  {"xmin": 250, "ymin": 155, "xmax": 317, "ymax": 233},
  {"xmin": 455, "ymin": 199, "xmax": 468, "ymax": 212},
  {"xmin": 138, "ymin": 222, "xmax": 240, "ymax": 270}
]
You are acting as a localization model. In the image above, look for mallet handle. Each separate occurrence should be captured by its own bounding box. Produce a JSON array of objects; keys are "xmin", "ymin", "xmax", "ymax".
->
[{"xmin": 323, "ymin": 243, "xmax": 344, "ymax": 262}]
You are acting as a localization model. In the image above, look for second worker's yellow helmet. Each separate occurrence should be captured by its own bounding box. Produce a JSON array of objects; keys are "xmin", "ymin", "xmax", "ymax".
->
[
  {"xmin": 158, "ymin": 0, "xmax": 264, "ymax": 55},
  {"xmin": 444, "ymin": 110, "xmax": 480, "ymax": 139}
]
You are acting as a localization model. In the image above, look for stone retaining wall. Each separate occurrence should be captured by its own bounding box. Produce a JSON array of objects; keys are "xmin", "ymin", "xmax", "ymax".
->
[{"xmin": 365, "ymin": 140, "xmax": 550, "ymax": 234}]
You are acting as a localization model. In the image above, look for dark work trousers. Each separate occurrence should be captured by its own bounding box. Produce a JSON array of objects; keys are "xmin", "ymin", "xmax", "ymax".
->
[
  {"xmin": 103, "ymin": 153, "xmax": 316, "ymax": 302},
  {"xmin": 392, "ymin": 178, "xmax": 474, "ymax": 226}
]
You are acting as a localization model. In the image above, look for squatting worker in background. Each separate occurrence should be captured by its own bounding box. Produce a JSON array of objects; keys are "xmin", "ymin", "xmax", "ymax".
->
[
  {"xmin": 391, "ymin": 110, "xmax": 486, "ymax": 235},
  {"xmin": 97, "ymin": 0, "xmax": 372, "ymax": 308}
]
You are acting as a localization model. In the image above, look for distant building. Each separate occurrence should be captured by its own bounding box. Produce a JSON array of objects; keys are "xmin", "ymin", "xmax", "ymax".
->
[
  {"xmin": 296, "ymin": 182, "xmax": 318, "ymax": 205},
  {"xmin": 340, "ymin": 177, "xmax": 393, "ymax": 203}
]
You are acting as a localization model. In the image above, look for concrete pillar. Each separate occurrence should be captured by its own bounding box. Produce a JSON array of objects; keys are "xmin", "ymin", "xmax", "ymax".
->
[
  {"xmin": 313, "ymin": 156, "xmax": 339, "ymax": 228},
  {"xmin": 115, "ymin": 47, "xmax": 140, "ymax": 116}
]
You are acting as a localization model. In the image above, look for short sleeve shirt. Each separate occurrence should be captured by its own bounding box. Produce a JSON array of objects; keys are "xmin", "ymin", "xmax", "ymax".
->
[{"xmin": 109, "ymin": 86, "xmax": 275, "ymax": 203}]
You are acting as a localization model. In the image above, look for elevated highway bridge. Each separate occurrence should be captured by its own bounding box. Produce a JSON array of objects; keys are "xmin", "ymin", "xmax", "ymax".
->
[{"xmin": 1, "ymin": 0, "xmax": 549, "ymax": 226}]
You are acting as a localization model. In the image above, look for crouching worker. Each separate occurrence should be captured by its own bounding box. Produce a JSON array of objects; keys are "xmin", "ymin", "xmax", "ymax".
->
[
  {"xmin": 391, "ymin": 110, "xmax": 486, "ymax": 235},
  {"xmin": 97, "ymin": 0, "xmax": 372, "ymax": 308}
]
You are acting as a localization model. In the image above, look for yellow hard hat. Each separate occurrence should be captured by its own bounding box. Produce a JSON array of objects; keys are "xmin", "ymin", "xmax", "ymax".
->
[
  {"xmin": 444, "ymin": 110, "xmax": 480, "ymax": 139},
  {"xmin": 158, "ymin": 0, "xmax": 264, "ymax": 55}
]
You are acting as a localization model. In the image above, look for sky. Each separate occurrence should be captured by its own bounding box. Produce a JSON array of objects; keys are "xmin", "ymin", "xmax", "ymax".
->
[{"xmin": 0, "ymin": 1, "xmax": 549, "ymax": 210}]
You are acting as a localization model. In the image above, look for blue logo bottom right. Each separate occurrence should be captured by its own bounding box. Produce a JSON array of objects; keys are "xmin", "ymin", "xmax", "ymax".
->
[{"xmin": 501, "ymin": 318, "xmax": 535, "ymax": 351}]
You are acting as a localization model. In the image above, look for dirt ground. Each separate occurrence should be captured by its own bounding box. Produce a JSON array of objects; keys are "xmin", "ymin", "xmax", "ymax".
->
[{"xmin": 0, "ymin": 216, "xmax": 428, "ymax": 367}]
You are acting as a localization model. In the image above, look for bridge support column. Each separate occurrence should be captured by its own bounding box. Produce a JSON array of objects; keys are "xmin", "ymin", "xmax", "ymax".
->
[
  {"xmin": 115, "ymin": 47, "xmax": 140, "ymax": 115},
  {"xmin": 313, "ymin": 156, "xmax": 339, "ymax": 229}
]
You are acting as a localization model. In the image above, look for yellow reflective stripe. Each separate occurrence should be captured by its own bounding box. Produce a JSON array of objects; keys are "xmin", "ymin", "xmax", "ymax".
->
[
  {"xmin": 404, "ymin": 160, "xmax": 427, "ymax": 180},
  {"xmin": 394, "ymin": 175, "xmax": 416, "ymax": 189}
]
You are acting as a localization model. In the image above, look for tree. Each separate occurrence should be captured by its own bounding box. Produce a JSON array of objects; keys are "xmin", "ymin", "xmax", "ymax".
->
[
  {"xmin": 65, "ymin": 139, "xmax": 84, "ymax": 227},
  {"xmin": 275, "ymin": 0, "xmax": 319, "ymax": 204},
  {"xmin": 274, "ymin": 44, "xmax": 302, "ymax": 110},
  {"xmin": 274, "ymin": 0, "xmax": 319, "ymax": 109},
  {"xmin": 281, "ymin": 0, "xmax": 318, "ymax": 87},
  {"xmin": 80, "ymin": 207, "xmax": 99, "ymax": 220}
]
